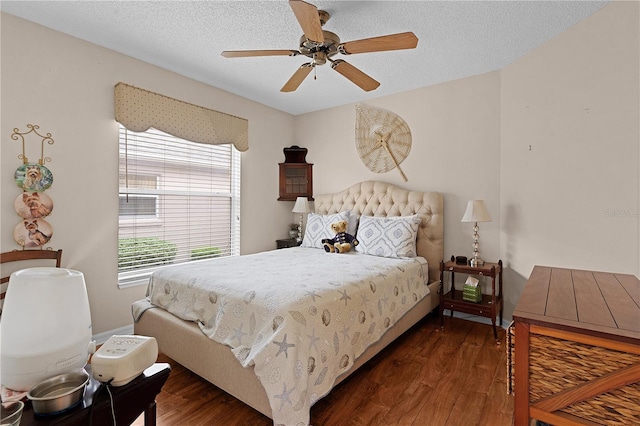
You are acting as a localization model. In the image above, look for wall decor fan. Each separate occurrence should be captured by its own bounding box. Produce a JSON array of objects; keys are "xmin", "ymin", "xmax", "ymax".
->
[
  {"xmin": 355, "ymin": 104, "xmax": 411, "ymax": 182},
  {"xmin": 221, "ymin": 0, "xmax": 418, "ymax": 92}
]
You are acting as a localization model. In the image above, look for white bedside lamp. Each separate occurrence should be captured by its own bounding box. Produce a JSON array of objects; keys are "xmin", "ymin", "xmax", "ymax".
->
[
  {"xmin": 461, "ymin": 200, "xmax": 491, "ymax": 267},
  {"xmin": 292, "ymin": 197, "xmax": 311, "ymax": 242}
]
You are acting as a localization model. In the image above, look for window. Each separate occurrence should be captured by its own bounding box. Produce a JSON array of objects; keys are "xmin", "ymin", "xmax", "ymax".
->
[
  {"xmin": 119, "ymin": 194, "xmax": 158, "ymax": 218},
  {"xmin": 119, "ymin": 175, "xmax": 159, "ymax": 218},
  {"xmin": 118, "ymin": 125, "xmax": 240, "ymax": 288}
]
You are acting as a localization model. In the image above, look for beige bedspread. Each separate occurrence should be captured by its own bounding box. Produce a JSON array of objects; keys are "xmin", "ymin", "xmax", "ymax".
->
[{"xmin": 133, "ymin": 247, "xmax": 429, "ymax": 426}]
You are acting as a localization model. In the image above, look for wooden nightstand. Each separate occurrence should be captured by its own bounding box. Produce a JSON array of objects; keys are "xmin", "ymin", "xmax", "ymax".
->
[
  {"xmin": 439, "ymin": 257, "xmax": 503, "ymax": 341},
  {"xmin": 276, "ymin": 238, "xmax": 301, "ymax": 249}
]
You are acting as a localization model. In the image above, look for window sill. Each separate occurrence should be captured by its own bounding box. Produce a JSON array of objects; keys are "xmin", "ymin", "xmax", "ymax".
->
[{"xmin": 118, "ymin": 274, "xmax": 151, "ymax": 289}]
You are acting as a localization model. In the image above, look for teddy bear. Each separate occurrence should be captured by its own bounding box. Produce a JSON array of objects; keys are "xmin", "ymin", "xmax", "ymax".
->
[{"xmin": 322, "ymin": 220, "xmax": 359, "ymax": 253}]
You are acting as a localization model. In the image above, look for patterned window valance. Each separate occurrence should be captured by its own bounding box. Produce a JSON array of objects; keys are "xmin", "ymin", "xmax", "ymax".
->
[{"xmin": 114, "ymin": 82, "xmax": 248, "ymax": 152}]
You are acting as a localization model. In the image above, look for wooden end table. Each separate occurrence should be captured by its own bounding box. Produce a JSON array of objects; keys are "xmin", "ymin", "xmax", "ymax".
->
[
  {"xmin": 20, "ymin": 363, "xmax": 170, "ymax": 426},
  {"xmin": 439, "ymin": 258, "xmax": 503, "ymax": 341}
]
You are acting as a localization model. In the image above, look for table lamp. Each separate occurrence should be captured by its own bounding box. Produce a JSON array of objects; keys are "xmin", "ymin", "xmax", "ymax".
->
[
  {"xmin": 461, "ymin": 200, "xmax": 491, "ymax": 267},
  {"xmin": 292, "ymin": 196, "xmax": 311, "ymax": 242}
]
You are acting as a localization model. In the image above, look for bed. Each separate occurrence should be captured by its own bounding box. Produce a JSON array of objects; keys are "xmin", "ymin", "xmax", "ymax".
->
[{"xmin": 133, "ymin": 181, "xmax": 444, "ymax": 425}]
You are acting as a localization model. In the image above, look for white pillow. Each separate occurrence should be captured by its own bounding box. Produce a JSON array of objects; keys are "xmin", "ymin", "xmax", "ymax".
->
[
  {"xmin": 355, "ymin": 215, "xmax": 421, "ymax": 258},
  {"xmin": 301, "ymin": 211, "xmax": 352, "ymax": 248}
]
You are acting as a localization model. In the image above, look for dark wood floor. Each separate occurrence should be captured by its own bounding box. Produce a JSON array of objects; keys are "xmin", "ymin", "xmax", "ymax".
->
[{"xmin": 132, "ymin": 315, "xmax": 514, "ymax": 425}]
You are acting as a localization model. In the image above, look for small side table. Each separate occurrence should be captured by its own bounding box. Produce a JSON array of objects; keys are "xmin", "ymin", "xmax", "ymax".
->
[
  {"xmin": 439, "ymin": 258, "xmax": 503, "ymax": 341},
  {"xmin": 20, "ymin": 363, "xmax": 170, "ymax": 426},
  {"xmin": 276, "ymin": 238, "xmax": 301, "ymax": 249}
]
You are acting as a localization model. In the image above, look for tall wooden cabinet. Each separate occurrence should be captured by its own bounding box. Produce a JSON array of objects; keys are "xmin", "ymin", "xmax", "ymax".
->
[{"xmin": 278, "ymin": 145, "xmax": 313, "ymax": 201}]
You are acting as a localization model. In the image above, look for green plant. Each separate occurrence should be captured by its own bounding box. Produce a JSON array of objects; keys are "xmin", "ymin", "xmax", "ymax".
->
[
  {"xmin": 118, "ymin": 237, "xmax": 177, "ymax": 270},
  {"xmin": 190, "ymin": 246, "xmax": 221, "ymax": 260}
]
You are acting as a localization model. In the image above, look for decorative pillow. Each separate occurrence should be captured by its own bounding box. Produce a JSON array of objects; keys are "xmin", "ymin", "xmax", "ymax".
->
[
  {"xmin": 301, "ymin": 211, "xmax": 352, "ymax": 248},
  {"xmin": 355, "ymin": 215, "xmax": 421, "ymax": 258}
]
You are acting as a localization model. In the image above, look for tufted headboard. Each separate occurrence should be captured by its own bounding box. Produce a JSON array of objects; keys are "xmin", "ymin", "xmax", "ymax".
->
[{"xmin": 314, "ymin": 181, "xmax": 444, "ymax": 283}]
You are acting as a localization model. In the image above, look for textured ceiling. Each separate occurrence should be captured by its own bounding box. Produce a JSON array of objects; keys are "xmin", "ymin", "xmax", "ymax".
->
[{"xmin": 1, "ymin": 1, "xmax": 609, "ymax": 115}]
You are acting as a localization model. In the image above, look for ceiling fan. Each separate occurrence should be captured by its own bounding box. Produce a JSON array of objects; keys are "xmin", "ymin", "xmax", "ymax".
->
[{"xmin": 221, "ymin": 0, "xmax": 419, "ymax": 93}]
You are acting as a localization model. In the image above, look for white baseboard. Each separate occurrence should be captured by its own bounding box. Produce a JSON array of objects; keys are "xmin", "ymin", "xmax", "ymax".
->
[
  {"xmin": 443, "ymin": 310, "xmax": 512, "ymax": 329},
  {"xmin": 92, "ymin": 324, "xmax": 134, "ymax": 345}
]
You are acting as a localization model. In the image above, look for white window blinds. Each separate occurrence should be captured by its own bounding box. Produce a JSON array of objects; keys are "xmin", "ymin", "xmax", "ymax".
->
[{"xmin": 118, "ymin": 126, "xmax": 240, "ymax": 287}]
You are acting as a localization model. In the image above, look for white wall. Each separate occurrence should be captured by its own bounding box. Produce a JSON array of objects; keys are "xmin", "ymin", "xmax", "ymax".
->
[
  {"xmin": 297, "ymin": 1, "xmax": 639, "ymax": 323},
  {"xmin": 1, "ymin": 13, "xmax": 295, "ymax": 334},
  {"xmin": 295, "ymin": 70, "xmax": 504, "ymax": 320},
  {"xmin": 500, "ymin": 0, "xmax": 640, "ymax": 313},
  {"xmin": 295, "ymin": 72, "xmax": 502, "ymax": 276}
]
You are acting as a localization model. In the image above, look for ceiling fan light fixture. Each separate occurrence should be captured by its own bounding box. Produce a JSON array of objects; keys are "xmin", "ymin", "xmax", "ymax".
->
[
  {"xmin": 299, "ymin": 30, "xmax": 340, "ymax": 59},
  {"xmin": 312, "ymin": 51, "xmax": 327, "ymax": 65},
  {"xmin": 222, "ymin": 1, "xmax": 418, "ymax": 93}
]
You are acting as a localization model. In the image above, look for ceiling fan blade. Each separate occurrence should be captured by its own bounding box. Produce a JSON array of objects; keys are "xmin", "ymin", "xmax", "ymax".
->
[
  {"xmin": 339, "ymin": 32, "xmax": 418, "ymax": 55},
  {"xmin": 289, "ymin": 0, "xmax": 324, "ymax": 43},
  {"xmin": 221, "ymin": 50, "xmax": 299, "ymax": 58},
  {"xmin": 281, "ymin": 63, "xmax": 314, "ymax": 92},
  {"xmin": 330, "ymin": 59, "xmax": 380, "ymax": 92}
]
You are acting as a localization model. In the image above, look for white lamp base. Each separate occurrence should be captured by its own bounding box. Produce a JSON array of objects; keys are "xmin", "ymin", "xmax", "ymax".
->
[
  {"xmin": 296, "ymin": 214, "xmax": 303, "ymax": 243},
  {"xmin": 469, "ymin": 221, "xmax": 485, "ymax": 267},
  {"xmin": 470, "ymin": 257, "xmax": 485, "ymax": 267}
]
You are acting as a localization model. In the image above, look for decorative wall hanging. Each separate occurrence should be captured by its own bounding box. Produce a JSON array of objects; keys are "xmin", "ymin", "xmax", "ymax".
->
[
  {"xmin": 355, "ymin": 104, "xmax": 412, "ymax": 182},
  {"xmin": 14, "ymin": 192, "xmax": 53, "ymax": 219},
  {"xmin": 14, "ymin": 163, "xmax": 54, "ymax": 192},
  {"xmin": 10, "ymin": 124, "xmax": 55, "ymax": 248},
  {"xmin": 13, "ymin": 218, "xmax": 53, "ymax": 248}
]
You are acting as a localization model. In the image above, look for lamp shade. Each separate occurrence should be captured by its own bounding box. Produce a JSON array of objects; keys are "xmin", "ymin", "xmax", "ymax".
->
[
  {"xmin": 292, "ymin": 197, "xmax": 311, "ymax": 214},
  {"xmin": 461, "ymin": 200, "xmax": 491, "ymax": 223}
]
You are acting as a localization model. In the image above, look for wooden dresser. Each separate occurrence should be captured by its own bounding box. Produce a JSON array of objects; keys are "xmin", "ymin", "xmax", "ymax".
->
[{"xmin": 512, "ymin": 266, "xmax": 640, "ymax": 425}]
